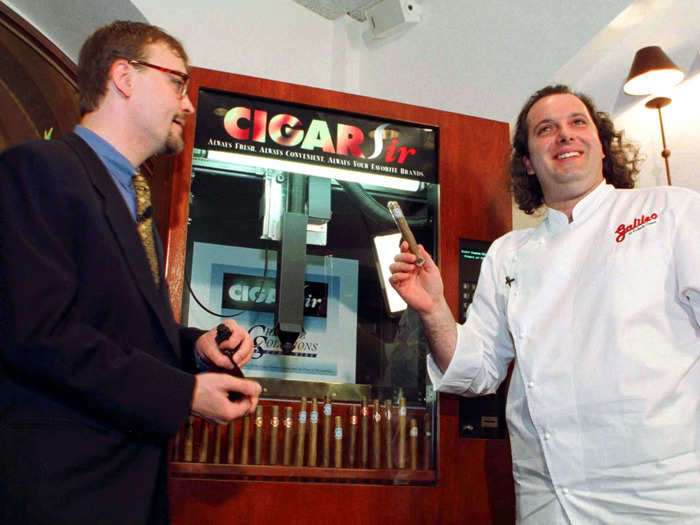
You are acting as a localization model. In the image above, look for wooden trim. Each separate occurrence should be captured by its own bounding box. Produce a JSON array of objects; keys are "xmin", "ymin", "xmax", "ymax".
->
[{"xmin": 170, "ymin": 463, "xmax": 436, "ymax": 484}]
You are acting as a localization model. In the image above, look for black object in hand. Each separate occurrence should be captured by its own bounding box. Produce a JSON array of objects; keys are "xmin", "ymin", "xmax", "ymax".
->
[
  {"xmin": 214, "ymin": 323, "xmax": 245, "ymax": 401},
  {"xmin": 215, "ymin": 323, "xmax": 232, "ymax": 344}
]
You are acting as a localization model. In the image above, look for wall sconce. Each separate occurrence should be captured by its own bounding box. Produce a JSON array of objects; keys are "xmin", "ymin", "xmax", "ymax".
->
[{"xmin": 623, "ymin": 46, "xmax": 684, "ymax": 185}]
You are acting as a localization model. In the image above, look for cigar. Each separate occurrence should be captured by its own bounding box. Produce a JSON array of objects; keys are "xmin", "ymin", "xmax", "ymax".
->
[
  {"xmin": 397, "ymin": 397, "xmax": 406, "ymax": 468},
  {"xmin": 387, "ymin": 201, "xmax": 424, "ymax": 266},
  {"xmin": 322, "ymin": 396, "xmax": 332, "ymax": 467},
  {"xmin": 240, "ymin": 413, "xmax": 250, "ymax": 465},
  {"xmin": 213, "ymin": 424, "xmax": 224, "ymax": 464},
  {"xmin": 334, "ymin": 416, "xmax": 343, "ymax": 468},
  {"xmin": 410, "ymin": 418, "xmax": 418, "ymax": 470},
  {"xmin": 282, "ymin": 406, "xmax": 293, "ymax": 466},
  {"xmin": 254, "ymin": 405, "xmax": 264, "ymax": 465},
  {"xmin": 360, "ymin": 397, "xmax": 369, "ymax": 468},
  {"xmin": 308, "ymin": 398, "xmax": 318, "ymax": 467},
  {"xmin": 269, "ymin": 405, "xmax": 280, "ymax": 465},
  {"xmin": 226, "ymin": 421, "xmax": 235, "ymax": 464},
  {"xmin": 295, "ymin": 397, "xmax": 307, "ymax": 466},
  {"xmin": 348, "ymin": 405, "xmax": 358, "ymax": 468},
  {"xmin": 384, "ymin": 399, "xmax": 393, "ymax": 469},
  {"xmin": 183, "ymin": 415, "xmax": 194, "ymax": 462},
  {"xmin": 198, "ymin": 420, "xmax": 210, "ymax": 463},
  {"xmin": 372, "ymin": 399, "xmax": 381, "ymax": 469},
  {"xmin": 423, "ymin": 414, "xmax": 431, "ymax": 470}
]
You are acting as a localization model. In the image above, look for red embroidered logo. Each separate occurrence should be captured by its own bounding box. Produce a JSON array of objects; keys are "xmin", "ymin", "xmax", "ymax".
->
[{"xmin": 615, "ymin": 212, "xmax": 658, "ymax": 243}]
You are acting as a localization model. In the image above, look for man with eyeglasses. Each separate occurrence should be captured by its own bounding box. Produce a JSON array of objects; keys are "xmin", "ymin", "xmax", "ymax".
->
[{"xmin": 0, "ymin": 21, "xmax": 260, "ymax": 525}]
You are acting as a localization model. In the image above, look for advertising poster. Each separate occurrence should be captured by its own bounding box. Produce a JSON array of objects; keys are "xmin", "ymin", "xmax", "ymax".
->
[
  {"xmin": 194, "ymin": 88, "xmax": 438, "ymax": 184},
  {"xmin": 186, "ymin": 242, "xmax": 358, "ymax": 383}
]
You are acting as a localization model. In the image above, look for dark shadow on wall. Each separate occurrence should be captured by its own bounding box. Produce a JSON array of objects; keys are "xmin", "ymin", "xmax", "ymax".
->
[{"xmin": 0, "ymin": 4, "xmax": 79, "ymax": 149}]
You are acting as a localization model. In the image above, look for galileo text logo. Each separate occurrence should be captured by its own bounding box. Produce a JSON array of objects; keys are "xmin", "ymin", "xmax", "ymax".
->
[{"xmin": 614, "ymin": 212, "xmax": 658, "ymax": 243}]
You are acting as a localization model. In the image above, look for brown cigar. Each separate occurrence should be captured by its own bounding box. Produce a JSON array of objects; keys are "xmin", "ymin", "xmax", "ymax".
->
[
  {"xmin": 410, "ymin": 418, "xmax": 418, "ymax": 470},
  {"xmin": 384, "ymin": 399, "xmax": 393, "ymax": 469},
  {"xmin": 198, "ymin": 420, "xmax": 210, "ymax": 463},
  {"xmin": 360, "ymin": 397, "xmax": 369, "ymax": 468},
  {"xmin": 269, "ymin": 405, "xmax": 280, "ymax": 465},
  {"xmin": 372, "ymin": 399, "xmax": 381, "ymax": 468},
  {"xmin": 240, "ymin": 413, "xmax": 250, "ymax": 465},
  {"xmin": 254, "ymin": 405, "xmax": 264, "ymax": 465},
  {"xmin": 308, "ymin": 398, "xmax": 318, "ymax": 467},
  {"xmin": 282, "ymin": 406, "xmax": 293, "ymax": 466},
  {"xmin": 226, "ymin": 421, "xmax": 235, "ymax": 464},
  {"xmin": 213, "ymin": 424, "xmax": 224, "ymax": 464},
  {"xmin": 295, "ymin": 397, "xmax": 307, "ymax": 466},
  {"xmin": 397, "ymin": 397, "xmax": 406, "ymax": 468},
  {"xmin": 183, "ymin": 415, "xmax": 195, "ymax": 462},
  {"xmin": 334, "ymin": 416, "xmax": 343, "ymax": 468},
  {"xmin": 348, "ymin": 405, "xmax": 358, "ymax": 468},
  {"xmin": 322, "ymin": 396, "xmax": 332, "ymax": 467},
  {"xmin": 387, "ymin": 201, "xmax": 424, "ymax": 266}
]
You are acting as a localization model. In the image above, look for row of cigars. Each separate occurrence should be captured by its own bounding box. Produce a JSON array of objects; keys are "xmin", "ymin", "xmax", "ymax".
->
[{"xmin": 172, "ymin": 397, "xmax": 433, "ymax": 470}]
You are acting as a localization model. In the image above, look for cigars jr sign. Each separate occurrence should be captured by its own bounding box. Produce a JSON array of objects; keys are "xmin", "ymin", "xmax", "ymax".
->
[{"xmin": 194, "ymin": 88, "xmax": 438, "ymax": 183}]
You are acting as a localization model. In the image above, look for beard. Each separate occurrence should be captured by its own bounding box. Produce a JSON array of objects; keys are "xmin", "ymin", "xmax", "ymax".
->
[
  {"xmin": 161, "ymin": 128, "xmax": 184, "ymax": 155},
  {"xmin": 156, "ymin": 115, "xmax": 186, "ymax": 156}
]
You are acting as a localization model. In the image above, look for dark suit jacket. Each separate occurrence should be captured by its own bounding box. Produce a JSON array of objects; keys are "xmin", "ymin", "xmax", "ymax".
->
[{"xmin": 0, "ymin": 133, "xmax": 203, "ymax": 525}]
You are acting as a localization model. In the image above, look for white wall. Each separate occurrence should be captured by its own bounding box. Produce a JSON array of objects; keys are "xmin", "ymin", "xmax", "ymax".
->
[
  {"xmin": 134, "ymin": 0, "xmax": 337, "ymax": 90},
  {"xmin": 513, "ymin": 0, "xmax": 700, "ymax": 230},
  {"xmin": 340, "ymin": 0, "xmax": 632, "ymax": 123},
  {"xmin": 5, "ymin": 0, "xmax": 697, "ymax": 232}
]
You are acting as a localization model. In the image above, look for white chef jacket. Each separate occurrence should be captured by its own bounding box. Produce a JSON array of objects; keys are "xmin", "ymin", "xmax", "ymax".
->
[{"xmin": 429, "ymin": 182, "xmax": 700, "ymax": 524}]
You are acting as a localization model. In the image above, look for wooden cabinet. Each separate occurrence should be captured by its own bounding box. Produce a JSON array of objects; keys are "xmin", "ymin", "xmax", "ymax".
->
[{"xmin": 163, "ymin": 66, "xmax": 515, "ymax": 525}]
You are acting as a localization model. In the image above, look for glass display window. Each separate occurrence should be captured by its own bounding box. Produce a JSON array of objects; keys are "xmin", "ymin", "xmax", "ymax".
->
[{"xmin": 170, "ymin": 88, "xmax": 439, "ymax": 485}]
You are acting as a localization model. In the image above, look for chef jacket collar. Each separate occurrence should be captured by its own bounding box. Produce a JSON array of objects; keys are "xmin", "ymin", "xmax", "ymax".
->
[{"xmin": 544, "ymin": 181, "xmax": 614, "ymax": 233}]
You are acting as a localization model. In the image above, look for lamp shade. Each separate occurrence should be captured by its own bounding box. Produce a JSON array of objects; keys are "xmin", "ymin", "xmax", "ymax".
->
[{"xmin": 623, "ymin": 46, "xmax": 684, "ymax": 95}]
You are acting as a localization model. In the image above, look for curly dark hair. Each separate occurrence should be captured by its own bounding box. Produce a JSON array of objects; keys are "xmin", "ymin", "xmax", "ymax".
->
[
  {"xmin": 78, "ymin": 21, "xmax": 188, "ymax": 116},
  {"xmin": 509, "ymin": 85, "xmax": 640, "ymax": 214}
]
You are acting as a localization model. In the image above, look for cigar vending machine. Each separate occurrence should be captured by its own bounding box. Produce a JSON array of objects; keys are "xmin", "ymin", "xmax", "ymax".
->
[{"xmin": 169, "ymin": 89, "xmax": 439, "ymax": 485}]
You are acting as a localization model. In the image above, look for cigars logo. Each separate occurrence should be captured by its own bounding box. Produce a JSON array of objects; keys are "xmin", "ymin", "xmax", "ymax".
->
[
  {"xmin": 222, "ymin": 108, "xmax": 417, "ymax": 165},
  {"xmin": 194, "ymin": 90, "xmax": 438, "ymax": 183},
  {"xmin": 221, "ymin": 273, "xmax": 327, "ymax": 317},
  {"xmin": 248, "ymin": 324, "xmax": 319, "ymax": 358},
  {"xmin": 614, "ymin": 212, "xmax": 658, "ymax": 243}
]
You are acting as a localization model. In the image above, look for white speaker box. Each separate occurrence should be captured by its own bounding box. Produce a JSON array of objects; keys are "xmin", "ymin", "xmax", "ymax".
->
[{"xmin": 367, "ymin": 0, "xmax": 422, "ymax": 39}]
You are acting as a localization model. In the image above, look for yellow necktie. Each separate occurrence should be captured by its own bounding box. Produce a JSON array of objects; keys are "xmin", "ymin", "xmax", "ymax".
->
[{"xmin": 132, "ymin": 172, "xmax": 160, "ymax": 287}]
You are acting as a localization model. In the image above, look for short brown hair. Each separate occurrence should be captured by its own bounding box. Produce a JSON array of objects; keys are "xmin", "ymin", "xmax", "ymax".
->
[
  {"xmin": 77, "ymin": 21, "xmax": 188, "ymax": 115},
  {"xmin": 509, "ymin": 85, "xmax": 640, "ymax": 214}
]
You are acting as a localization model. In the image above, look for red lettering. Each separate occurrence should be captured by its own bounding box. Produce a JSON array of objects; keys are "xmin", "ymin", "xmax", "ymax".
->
[
  {"xmin": 615, "ymin": 224, "xmax": 627, "ymax": 243},
  {"xmin": 385, "ymin": 138, "xmax": 398, "ymax": 162},
  {"xmin": 223, "ymin": 107, "xmax": 251, "ymax": 140},
  {"xmin": 252, "ymin": 110, "xmax": 267, "ymax": 143},
  {"xmin": 614, "ymin": 211, "xmax": 659, "ymax": 243},
  {"xmin": 336, "ymin": 124, "xmax": 364, "ymax": 157},
  {"xmin": 396, "ymin": 147, "xmax": 417, "ymax": 164},
  {"xmin": 269, "ymin": 114, "xmax": 304, "ymax": 147}
]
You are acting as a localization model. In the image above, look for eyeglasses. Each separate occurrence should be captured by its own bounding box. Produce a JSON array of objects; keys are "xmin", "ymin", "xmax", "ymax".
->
[{"xmin": 128, "ymin": 59, "xmax": 190, "ymax": 98}]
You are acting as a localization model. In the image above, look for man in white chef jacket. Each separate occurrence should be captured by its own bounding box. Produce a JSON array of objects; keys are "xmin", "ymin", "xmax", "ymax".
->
[{"xmin": 389, "ymin": 85, "xmax": 700, "ymax": 524}]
